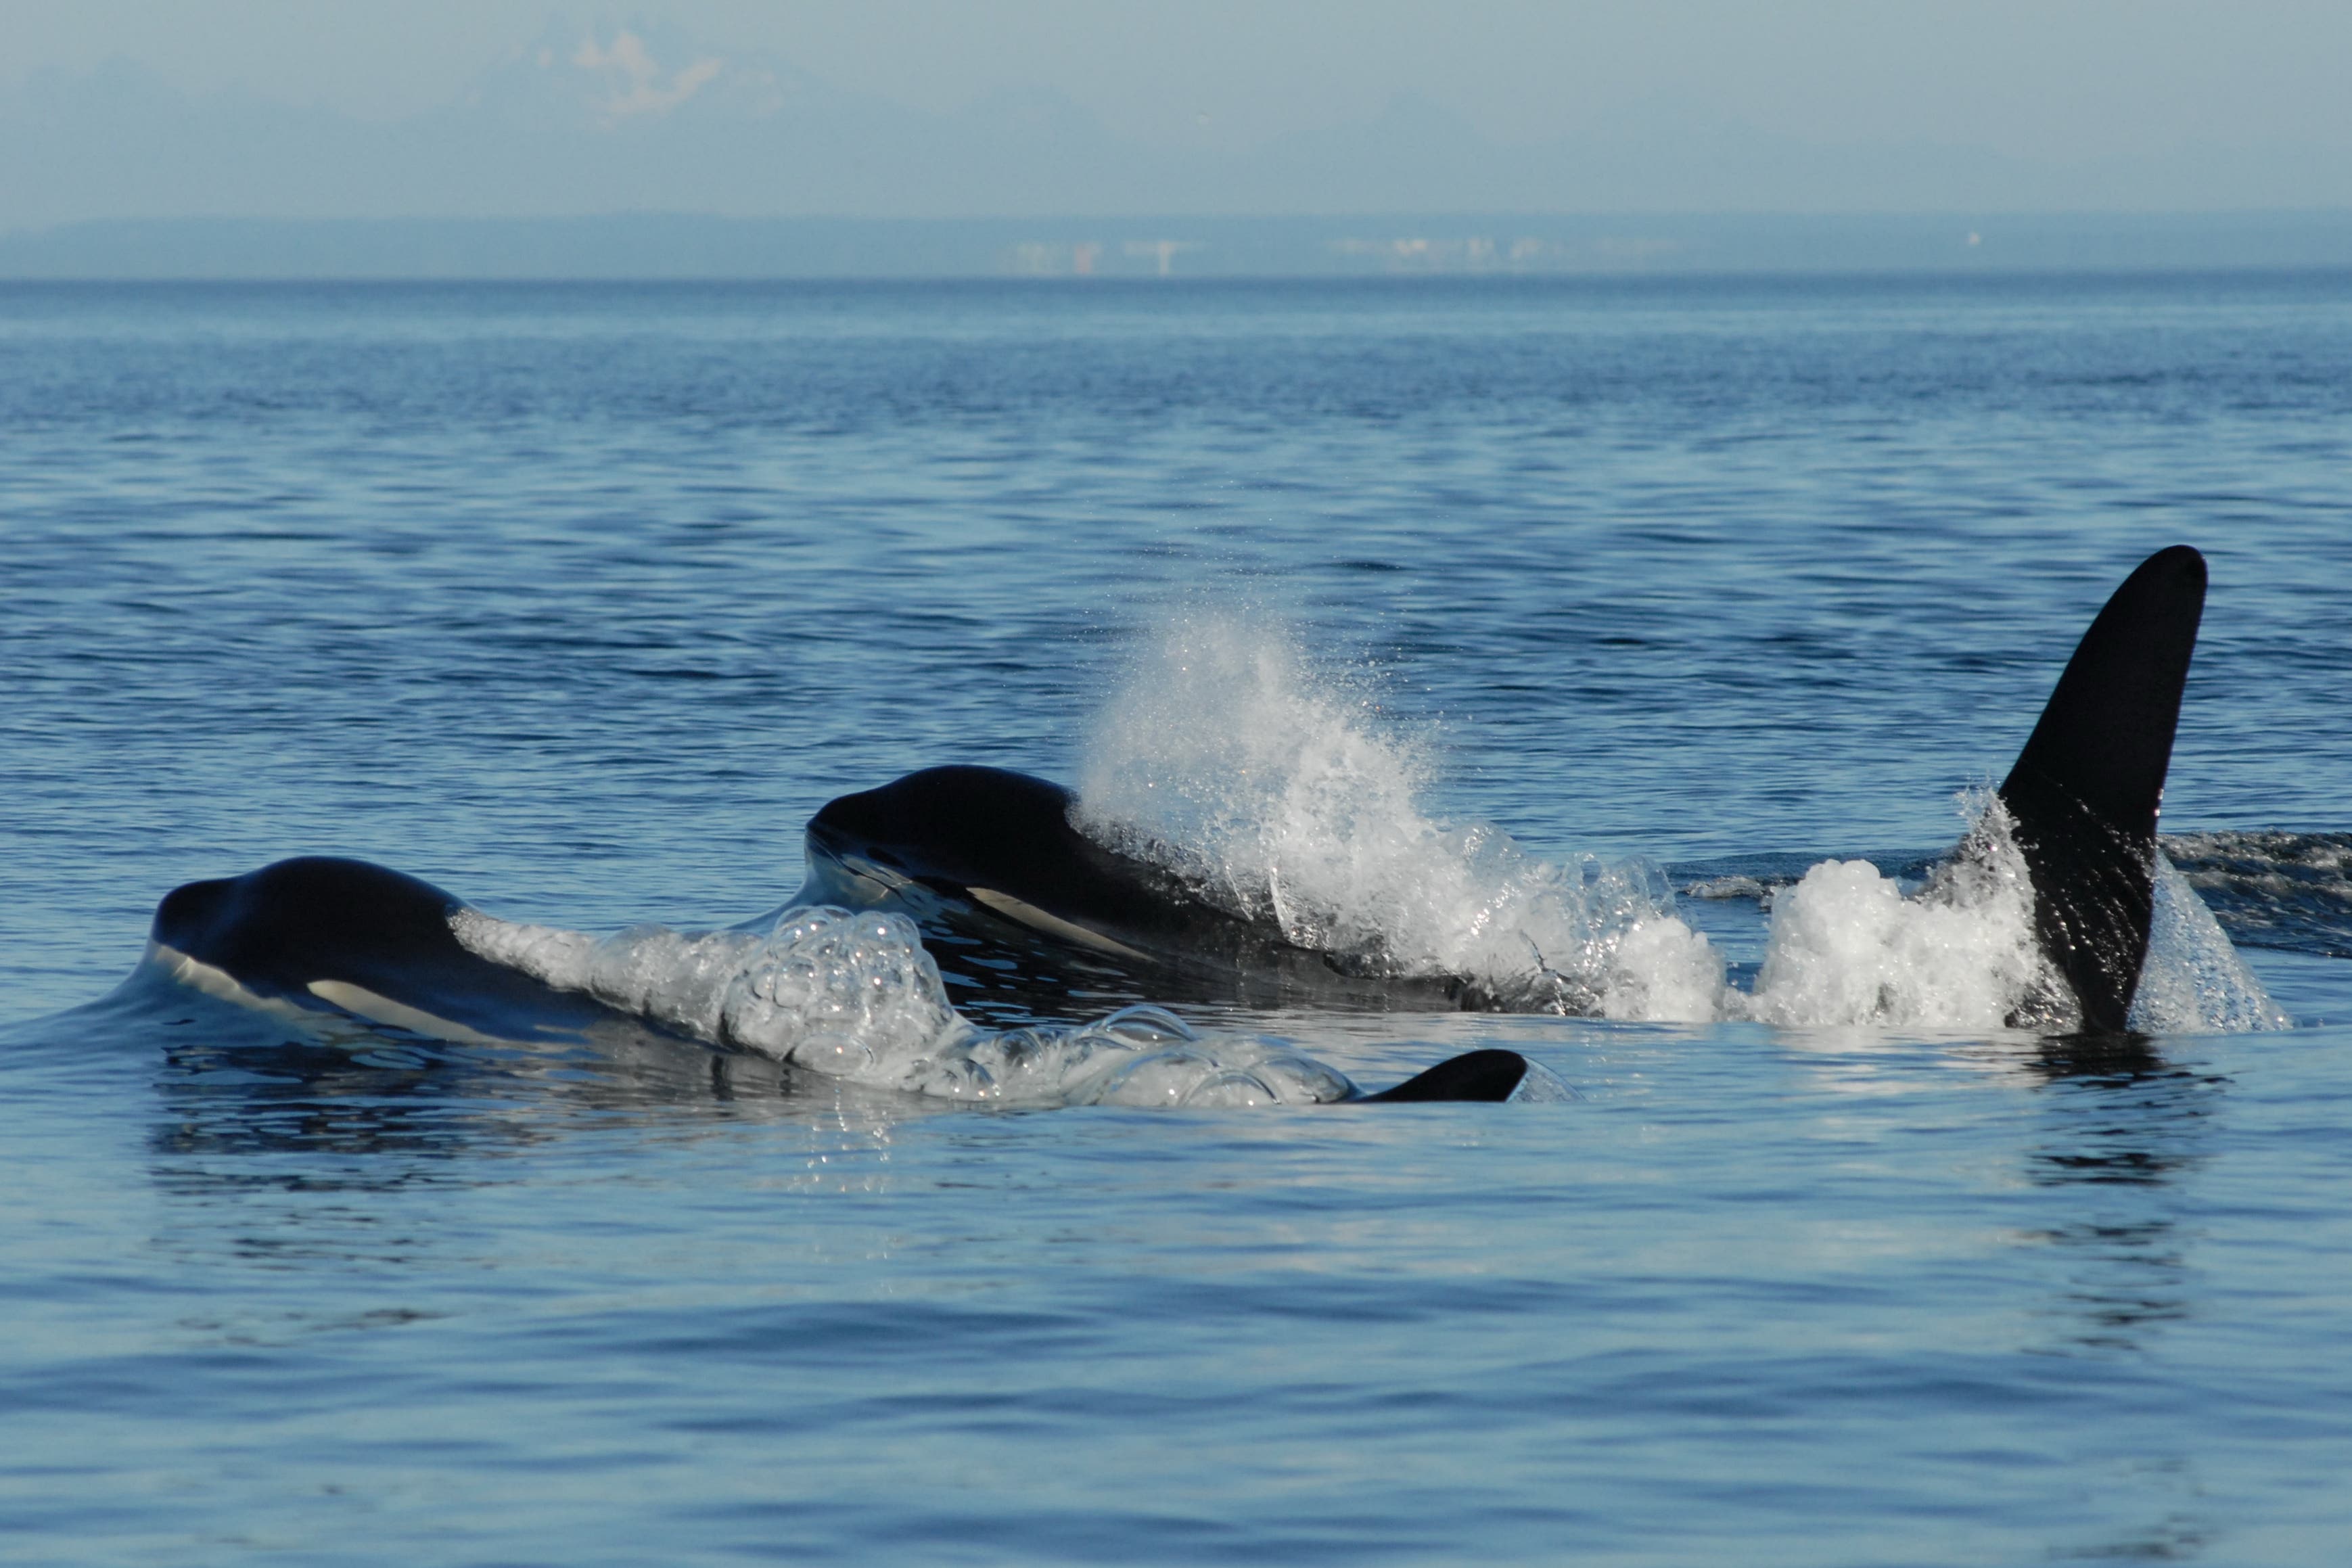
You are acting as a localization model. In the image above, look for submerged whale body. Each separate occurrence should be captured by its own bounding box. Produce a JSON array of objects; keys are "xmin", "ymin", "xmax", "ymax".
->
[{"xmin": 809, "ymin": 546, "xmax": 2210, "ymax": 1035}]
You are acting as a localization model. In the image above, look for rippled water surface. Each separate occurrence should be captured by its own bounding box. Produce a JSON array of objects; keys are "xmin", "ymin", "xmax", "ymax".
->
[{"xmin": 5, "ymin": 275, "xmax": 2351, "ymax": 1563}]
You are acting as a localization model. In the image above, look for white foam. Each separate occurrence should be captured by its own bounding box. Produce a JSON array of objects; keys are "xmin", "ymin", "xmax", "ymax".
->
[
  {"xmin": 1740, "ymin": 798, "xmax": 2069, "ymax": 1030},
  {"xmin": 452, "ymin": 904, "xmax": 1362, "ymax": 1106}
]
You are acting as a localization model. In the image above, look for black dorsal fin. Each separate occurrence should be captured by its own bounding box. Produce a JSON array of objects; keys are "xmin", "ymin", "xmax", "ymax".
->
[
  {"xmin": 1997, "ymin": 546, "xmax": 2206, "ymax": 1032},
  {"xmin": 1360, "ymin": 1048, "xmax": 1530, "ymax": 1103}
]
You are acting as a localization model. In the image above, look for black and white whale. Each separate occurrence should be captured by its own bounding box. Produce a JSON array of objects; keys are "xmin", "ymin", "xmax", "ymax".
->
[
  {"xmin": 143, "ymin": 856, "xmax": 1534, "ymax": 1103},
  {"xmin": 147, "ymin": 856, "xmax": 625, "ymax": 1047},
  {"xmin": 804, "ymin": 546, "xmax": 2209, "ymax": 1036},
  {"xmin": 137, "ymin": 545, "xmax": 2206, "ymax": 1088}
]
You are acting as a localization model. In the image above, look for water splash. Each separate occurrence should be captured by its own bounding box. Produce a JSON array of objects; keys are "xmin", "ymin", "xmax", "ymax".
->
[
  {"xmin": 1740, "ymin": 794, "xmax": 2073, "ymax": 1030},
  {"xmin": 1728, "ymin": 793, "xmax": 2292, "ymax": 1033},
  {"xmin": 2131, "ymin": 850, "xmax": 2292, "ymax": 1032},
  {"xmin": 1073, "ymin": 614, "xmax": 1723, "ymax": 1021}
]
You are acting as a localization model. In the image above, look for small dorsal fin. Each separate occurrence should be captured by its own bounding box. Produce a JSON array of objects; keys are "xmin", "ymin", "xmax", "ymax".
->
[
  {"xmin": 1360, "ymin": 1048, "xmax": 1530, "ymax": 1103},
  {"xmin": 1998, "ymin": 546, "xmax": 2206, "ymax": 1032}
]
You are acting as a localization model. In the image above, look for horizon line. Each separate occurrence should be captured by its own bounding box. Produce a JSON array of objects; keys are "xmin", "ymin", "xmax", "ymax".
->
[{"xmin": 13, "ymin": 207, "xmax": 2352, "ymax": 235}]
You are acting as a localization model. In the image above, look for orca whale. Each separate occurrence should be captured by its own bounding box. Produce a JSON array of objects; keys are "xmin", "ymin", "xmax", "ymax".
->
[
  {"xmin": 148, "ymin": 856, "xmax": 639, "ymax": 1046},
  {"xmin": 138, "ymin": 546, "xmax": 2203, "ymax": 1087},
  {"xmin": 795, "ymin": 762, "xmax": 1485, "ymax": 1015},
  {"xmin": 143, "ymin": 858, "xmax": 1533, "ymax": 1103},
  {"xmin": 807, "ymin": 546, "xmax": 2209, "ymax": 1036}
]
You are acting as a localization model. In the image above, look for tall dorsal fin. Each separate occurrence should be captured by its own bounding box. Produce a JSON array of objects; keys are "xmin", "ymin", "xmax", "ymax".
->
[{"xmin": 1997, "ymin": 546, "xmax": 2206, "ymax": 1032}]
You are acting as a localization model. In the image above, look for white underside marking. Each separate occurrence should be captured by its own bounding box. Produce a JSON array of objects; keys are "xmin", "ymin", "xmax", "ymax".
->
[
  {"xmin": 147, "ymin": 941, "xmax": 516, "ymax": 1046},
  {"xmin": 968, "ymin": 887, "xmax": 1151, "ymax": 961},
  {"xmin": 148, "ymin": 942, "xmax": 319, "ymax": 1023},
  {"xmin": 304, "ymin": 979, "xmax": 505, "ymax": 1046}
]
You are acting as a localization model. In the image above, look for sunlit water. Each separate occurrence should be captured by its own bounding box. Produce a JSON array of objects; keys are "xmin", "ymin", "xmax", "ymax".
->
[{"xmin": 4, "ymin": 275, "xmax": 2351, "ymax": 1563}]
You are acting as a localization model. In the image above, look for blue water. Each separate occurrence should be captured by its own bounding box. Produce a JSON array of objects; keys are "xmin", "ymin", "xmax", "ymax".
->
[{"xmin": 4, "ymin": 275, "xmax": 2351, "ymax": 1563}]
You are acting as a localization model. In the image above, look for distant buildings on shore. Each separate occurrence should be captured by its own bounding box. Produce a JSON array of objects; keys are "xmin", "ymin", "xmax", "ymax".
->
[
  {"xmin": 6, "ymin": 212, "xmax": 2347, "ymax": 282},
  {"xmin": 1001, "ymin": 233, "xmax": 1701, "ymax": 276}
]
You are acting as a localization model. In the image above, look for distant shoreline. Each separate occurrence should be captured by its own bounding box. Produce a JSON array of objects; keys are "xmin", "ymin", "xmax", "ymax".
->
[{"xmin": 4, "ymin": 211, "xmax": 2349, "ymax": 282}]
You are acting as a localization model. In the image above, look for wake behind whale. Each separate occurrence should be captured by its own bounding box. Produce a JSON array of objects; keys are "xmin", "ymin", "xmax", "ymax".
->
[{"xmin": 126, "ymin": 547, "xmax": 2284, "ymax": 1112}]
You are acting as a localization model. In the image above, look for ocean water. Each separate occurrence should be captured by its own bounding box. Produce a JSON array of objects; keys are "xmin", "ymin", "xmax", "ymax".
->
[{"xmin": 3, "ymin": 274, "xmax": 2351, "ymax": 1563}]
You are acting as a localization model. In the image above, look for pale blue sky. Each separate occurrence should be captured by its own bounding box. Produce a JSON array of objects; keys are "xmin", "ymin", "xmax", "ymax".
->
[
  {"xmin": 3, "ymin": 1, "xmax": 2349, "ymax": 221},
  {"xmin": 11, "ymin": 1, "xmax": 2350, "ymax": 155}
]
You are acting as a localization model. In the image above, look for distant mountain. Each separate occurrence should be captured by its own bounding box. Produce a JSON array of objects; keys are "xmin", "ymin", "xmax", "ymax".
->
[{"xmin": 2, "ymin": 16, "xmax": 2349, "ymax": 231}]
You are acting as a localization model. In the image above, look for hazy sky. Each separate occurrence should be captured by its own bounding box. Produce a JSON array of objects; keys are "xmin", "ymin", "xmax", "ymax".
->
[
  {"xmin": 5, "ymin": 1, "xmax": 2351, "ymax": 229},
  {"xmin": 8, "ymin": 0, "xmax": 2349, "ymax": 162}
]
